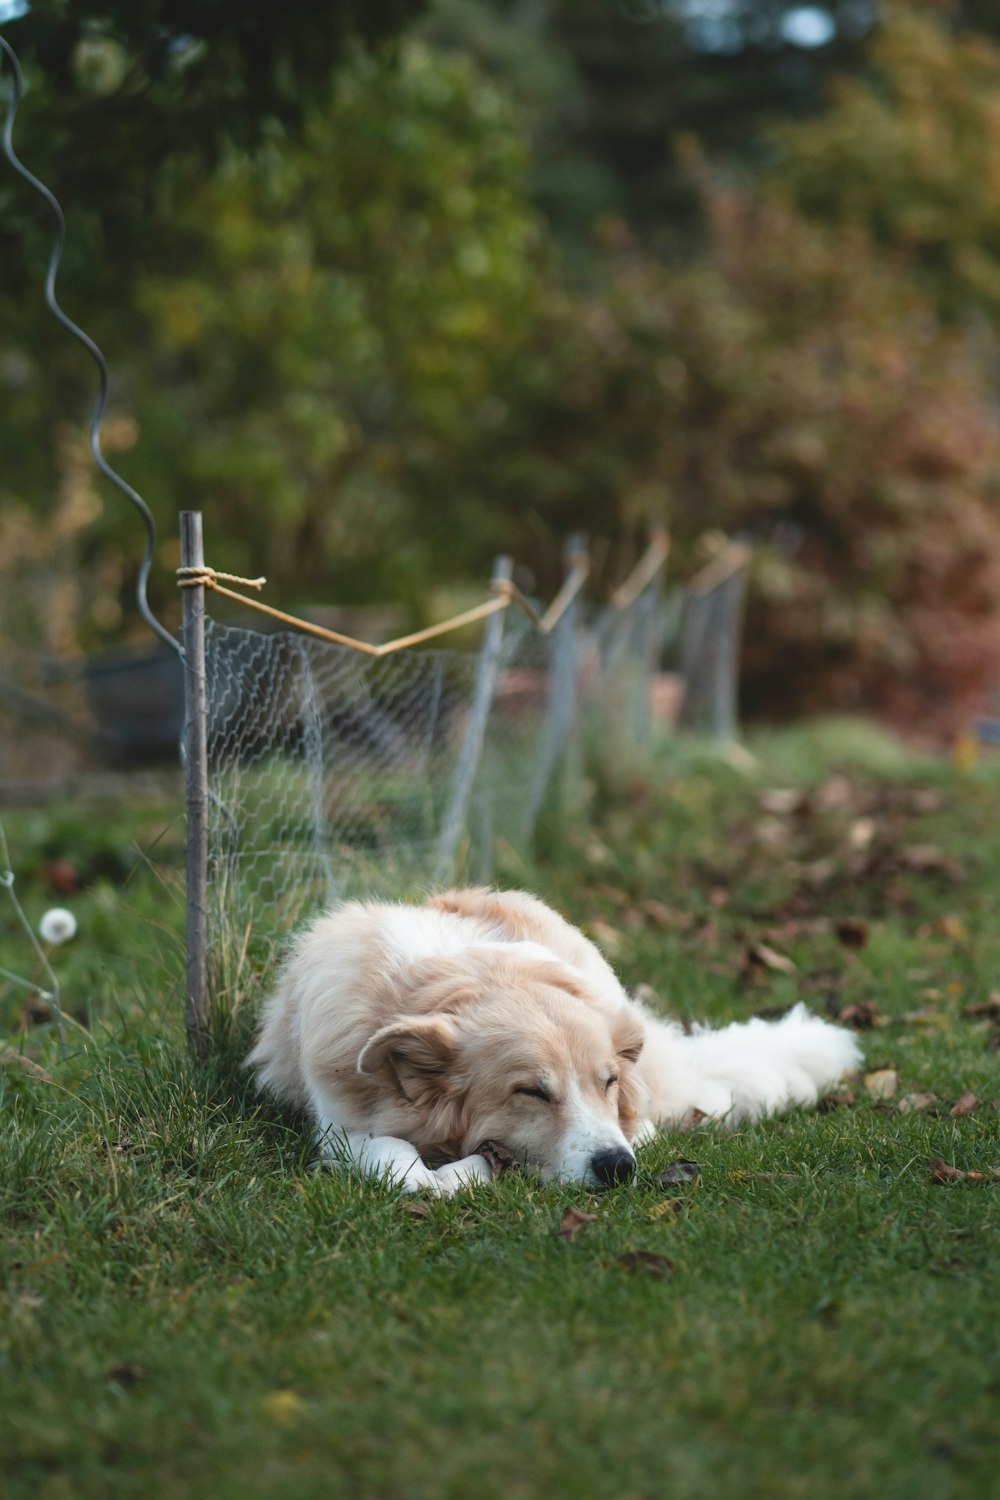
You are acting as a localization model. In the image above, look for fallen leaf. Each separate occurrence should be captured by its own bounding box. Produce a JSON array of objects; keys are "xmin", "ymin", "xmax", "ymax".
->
[
  {"xmin": 755, "ymin": 816, "xmax": 790, "ymax": 848},
  {"xmin": 798, "ymin": 857, "xmax": 838, "ymax": 888},
  {"xmin": 588, "ymin": 919, "xmax": 622, "ymax": 955},
  {"xmin": 930, "ymin": 1159, "xmax": 1000, "ymax": 1185},
  {"xmin": 759, "ymin": 788, "xmax": 805, "ymax": 816},
  {"xmin": 818, "ymin": 1090, "xmax": 856, "ymax": 1111},
  {"xmin": 639, "ymin": 899, "xmax": 689, "ymax": 929},
  {"xmin": 747, "ymin": 942, "xmax": 797, "ymax": 975},
  {"xmin": 657, "ymin": 1159, "xmax": 701, "ymax": 1185},
  {"xmin": 937, "ymin": 915, "xmax": 969, "ymax": 942},
  {"xmin": 835, "ymin": 918, "xmax": 870, "ymax": 951},
  {"xmin": 893, "ymin": 1006, "xmax": 947, "ymax": 1027},
  {"xmin": 400, "ymin": 1199, "xmax": 433, "ymax": 1219},
  {"xmin": 963, "ymin": 995, "xmax": 1000, "ymax": 1019},
  {"xmin": 260, "ymin": 1391, "xmax": 305, "ymax": 1425},
  {"xmin": 815, "ymin": 774, "xmax": 854, "ymax": 811},
  {"xmin": 648, "ymin": 1198, "xmax": 686, "ymax": 1219},
  {"xmin": 558, "ymin": 1207, "xmax": 599, "ymax": 1242},
  {"xmin": 898, "ymin": 846, "xmax": 966, "ymax": 882},
  {"xmin": 731, "ymin": 1171, "xmax": 800, "ymax": 1182},
  {"xmin": 929, "ymin": 1159, "xmax": 967, "ymax": 1184},
  {"xmin": 837, "ymin": 1001, "xmax": 880, "ymax": 1029},
  {"xmin": 615, "ymin": 1251, "xmax": 673, "ymax": 1278},
  {"xmin": 865, "ymin": 1068, "xmax": 898, "ymax": 1101},
  {"xmin": 897, "ymin": 1092, "xmax": 939, "ymax": 1115},
  {"xmin": 950, "ymin": 1092, "xmax": 977, "ymax": 1117},
  {"xmin": 0, "ymin": 1049, "xmax": 56, "ymax": 1086},
  {"xmin": 847, "ymin": 818, "xmax": 876, "ymax": 852},
  {"xmin": 107, "ymin": 1362, "xmax": 146, "ymax": 1389},
  {"xmin": 476, "ymin": 1140, "xmax": 521, "ymax": 1178}
]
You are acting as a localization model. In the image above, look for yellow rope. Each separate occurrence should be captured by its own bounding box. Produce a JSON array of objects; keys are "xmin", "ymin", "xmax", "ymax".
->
[
  {"xmin": 176, "ymin": 566, "xmax": 544, "ymax": 656},
  {"xmin": 686, "ymin": 541, "xmax": 752, "ymax": 598},
  {"xmin": 609, "ymin": 530, "xmax": 671, "ymax": 611},
  {"xmin": 536, "ymin": 552, "xmax": 590, "ymax": 635},
  {"xmin": 177, "ymin": 566, "xmax": 266, "ymax": 590}
]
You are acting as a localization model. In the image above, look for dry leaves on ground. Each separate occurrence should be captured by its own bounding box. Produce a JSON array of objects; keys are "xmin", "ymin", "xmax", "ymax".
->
[
  {"xmin": 865, "ymin": 1068, "xmax": 898, "ymax": 1101},
  {"xmin": 657, "ymin": 1159, "xmax": 702, "ymax": 1186},
  {"xmin": 930, "ymin": 1159, "xmax": 1000, "ymax": 1185},
  {"xmin": 835, "ymin": 918, "xmax": 870, "ymax": 951},
  {"xmin": 745, "ymin": 942, "xmax": 797, "ymax": 977},
  {"xmin": 897, "ymin": 1092, "xmax": 939, "ymax": 1115},
  {"xmin": 477, "ymin": 1140, "xmax": 521, "ymax": 1178},
  {"xmin": 558, "ymin": 1207, "xmax": 599, "ymax": 1242},
  {"xmin": 615, "ymin": 1251, "xmax": 673, "ymax": 1279}
]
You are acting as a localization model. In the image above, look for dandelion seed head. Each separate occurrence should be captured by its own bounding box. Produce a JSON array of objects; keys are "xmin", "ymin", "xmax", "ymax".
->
[{"xmin": 39, "ymin": 907, "xmax": 77, "ymax": 945}]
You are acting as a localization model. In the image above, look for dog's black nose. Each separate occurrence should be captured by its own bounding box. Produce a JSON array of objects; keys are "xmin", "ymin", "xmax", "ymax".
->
[{"xmin": 590, "ymin": 1149, "xmax": 636, "ymax": 1187}]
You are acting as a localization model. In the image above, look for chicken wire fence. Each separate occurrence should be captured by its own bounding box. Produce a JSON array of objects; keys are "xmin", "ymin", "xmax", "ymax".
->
[{"xmin": 191, "ymin": 534, "xmax": 749, "ymax": 1016}]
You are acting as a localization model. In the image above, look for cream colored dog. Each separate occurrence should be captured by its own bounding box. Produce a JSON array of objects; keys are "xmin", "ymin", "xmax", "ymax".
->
[{"xmin": 248, "ymin": 887, "xmax": 860, "ymax": 1194}]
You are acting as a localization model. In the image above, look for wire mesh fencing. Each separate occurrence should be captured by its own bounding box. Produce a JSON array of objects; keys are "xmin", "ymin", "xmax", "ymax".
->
[{"xmin": 195, "ymin": 536, "xmax": 750, "ymax": 1007}]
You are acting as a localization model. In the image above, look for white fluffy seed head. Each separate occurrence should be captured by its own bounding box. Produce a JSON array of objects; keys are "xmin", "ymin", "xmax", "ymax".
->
[{"xmin": 39, "ymin": 907, "xmax": 77, "ymax": 945}]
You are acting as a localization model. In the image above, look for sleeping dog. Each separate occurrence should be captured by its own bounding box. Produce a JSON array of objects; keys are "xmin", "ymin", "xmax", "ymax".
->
[{"xmin": 248, "ymin": 887, "xmax": 860, "ymax": 1193}]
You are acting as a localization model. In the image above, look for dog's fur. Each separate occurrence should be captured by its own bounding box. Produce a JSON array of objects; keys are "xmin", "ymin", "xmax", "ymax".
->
[{"xmin": 248, "ymin": 887, "xmax": 861, "ymax": 1194}]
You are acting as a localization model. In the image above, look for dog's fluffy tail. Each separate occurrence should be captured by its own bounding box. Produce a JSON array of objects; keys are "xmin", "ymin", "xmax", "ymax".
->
[{"xmin": 644, "ymin": 1003, "xmax": 861, "ymax": 1127}]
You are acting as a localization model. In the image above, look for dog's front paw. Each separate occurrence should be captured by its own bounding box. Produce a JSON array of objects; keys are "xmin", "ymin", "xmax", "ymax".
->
[
  {"xmin": 397, "ymin": 1161, "xmax": 446, "ymax": 1196},
  {"xmin": 433, "ymin": 1154, "xmax": 492, "ymax": 1195}
]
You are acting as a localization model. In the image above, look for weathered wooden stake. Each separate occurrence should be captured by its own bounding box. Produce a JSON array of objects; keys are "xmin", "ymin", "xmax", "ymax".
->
[{"xmin": 180, "ymin": 510, "xmax": 210, "ymax": 1057}]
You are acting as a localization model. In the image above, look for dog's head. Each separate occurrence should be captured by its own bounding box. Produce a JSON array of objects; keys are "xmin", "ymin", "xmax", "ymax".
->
[{"xmin": 356, "ymin": 954, "xmax": 645, "ymax": 1188}]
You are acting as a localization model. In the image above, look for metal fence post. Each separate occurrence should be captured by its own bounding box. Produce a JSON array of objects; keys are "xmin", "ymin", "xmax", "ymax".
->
[
  {"xmin": 679, "ymin": 543, "xmax": 750, "ymax": 740},
  {"xmin": 523, "ymin": 534, "xmax": 587, "ymax": 838},
  {"xmin": 433, "ymin": 556, "xmax": 512, "ymax": 886},
  {"xmin": 180, "ymin": 511, "xmax": 210, "ymax": 1056},
  {"xmin": 629, "ymin": 521, "xmax": 669, "ymax": 747}
]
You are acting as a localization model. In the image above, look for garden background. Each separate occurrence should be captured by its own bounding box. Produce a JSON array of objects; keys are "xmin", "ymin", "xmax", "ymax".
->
[{"xmin": 2, "ymin": 4, "xmax": 1000, "ymax": 1498}]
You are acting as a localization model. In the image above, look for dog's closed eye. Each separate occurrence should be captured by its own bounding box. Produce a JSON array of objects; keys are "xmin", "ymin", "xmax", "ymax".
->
[
  {"xmin": 513, "ymin": 1086, "xmax": 553, "ymax": 1104},
  {"xmin": 604, "ymin": 1075, "xmax": 619, "ymax": 1093}
]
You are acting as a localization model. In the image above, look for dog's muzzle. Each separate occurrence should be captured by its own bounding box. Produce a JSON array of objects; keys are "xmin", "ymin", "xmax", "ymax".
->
[{"xmin": 589, "ymin": 1148, "xmax": 636, "ymax": 1187}]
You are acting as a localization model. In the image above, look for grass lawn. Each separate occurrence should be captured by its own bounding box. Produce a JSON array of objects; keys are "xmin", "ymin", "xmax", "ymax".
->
[{"xmin": 2, "ymin": 721, "xmax": 999, "ymax": 1499}]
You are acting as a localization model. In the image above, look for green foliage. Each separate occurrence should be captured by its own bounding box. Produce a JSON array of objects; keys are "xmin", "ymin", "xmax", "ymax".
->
[
  {"xmin": 128, "ymin": 41, "xmax": 546, "ymax": 612},
  {"xmin": 774, "ymin": 3, "xmax": 1000, "ymax": 320},
  {"xmin": 5, "ymin": 0, "xmax": 1000, "ymax": 726}
]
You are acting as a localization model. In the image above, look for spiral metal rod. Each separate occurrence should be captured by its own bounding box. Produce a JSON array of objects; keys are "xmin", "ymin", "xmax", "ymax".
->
[{"xmin": 0, "ymin": 33, "xmax": 180, "ymax": 657}]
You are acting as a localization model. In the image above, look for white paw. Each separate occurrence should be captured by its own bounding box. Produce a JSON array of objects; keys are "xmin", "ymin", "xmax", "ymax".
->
[
  {"xmin": 397, "ymin": 1161, "xmax": 445, "ymax": 1196},
  {"xmin": 433, "ymin": 1154, "xmax": 492, "ymax": 1195},
  {"xmin": 632, "ymin": 1118, "xmax": 658, "ymax": 1147}
]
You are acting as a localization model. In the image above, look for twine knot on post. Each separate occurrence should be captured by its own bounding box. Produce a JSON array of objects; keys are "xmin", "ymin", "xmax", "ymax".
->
[{"xmin": 176, "ymin": 566, "xmax": 267, "ymax": 591}]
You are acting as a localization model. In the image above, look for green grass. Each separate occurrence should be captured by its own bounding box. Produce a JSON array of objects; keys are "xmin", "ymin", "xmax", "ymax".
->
[{"xmin": 2, "ymin": 722, "xmax": 1000, "ymax": 1500}]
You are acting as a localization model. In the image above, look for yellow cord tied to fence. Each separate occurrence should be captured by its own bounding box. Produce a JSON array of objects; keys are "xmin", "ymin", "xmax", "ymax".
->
[{"xmin": 176, "ymin": 563, "xmax": 558, "ymax": 656}]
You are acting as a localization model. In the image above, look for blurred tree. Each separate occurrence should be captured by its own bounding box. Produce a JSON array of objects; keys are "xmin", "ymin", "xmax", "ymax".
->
[
  {"xmin": 441, "ymin": 176, "xmax": 1000, "ymax": 729},
  {"xmin": 76, "ymin": 42, "xmax": 548, "ymax": 630},
  {"xmin": 772, "ymin": 1, "xmax": 1000, "ymax": 321}
]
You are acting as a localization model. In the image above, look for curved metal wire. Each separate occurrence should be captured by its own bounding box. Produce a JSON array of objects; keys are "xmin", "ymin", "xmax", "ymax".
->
[{"xmin": 0, "ymin": 33, "xmax": 181, "ymax": 657}]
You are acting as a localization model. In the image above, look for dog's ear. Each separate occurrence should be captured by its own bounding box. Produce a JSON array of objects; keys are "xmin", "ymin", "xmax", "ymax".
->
[
  {"xmin": 614, "ymin": 1011, "xmax": 645, "ymax": 1065},
  {"xmin": 356, "ymin": 1014, "xmax": 457, "ymax": 1101},
  {"xmin": 613, "ymin": 1012, "xmax": 645, "ymax": 1135}
]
